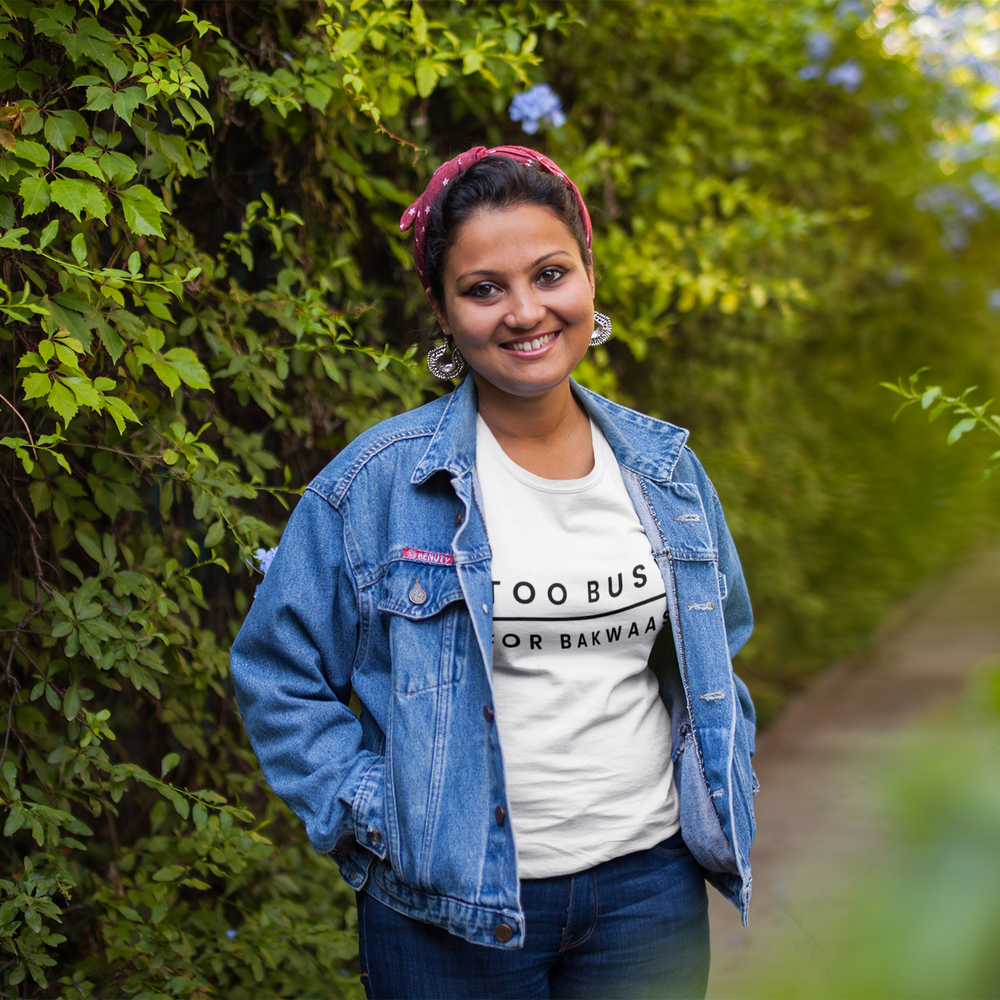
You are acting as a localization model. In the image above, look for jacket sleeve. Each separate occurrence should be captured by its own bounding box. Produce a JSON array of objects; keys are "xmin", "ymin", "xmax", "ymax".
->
[
  {"xmin": 230, "ymin": 489, "xmax": 387, "ymax": 857},
  {"xmin": 710, "ymin": 486, "xmax": 756, "ymax": 752}
]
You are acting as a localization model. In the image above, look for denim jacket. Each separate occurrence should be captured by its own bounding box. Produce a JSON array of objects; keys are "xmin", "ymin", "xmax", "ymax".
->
[{"xmin": 230, "ymin": 375, "xmax": 756, "ymax": 949}]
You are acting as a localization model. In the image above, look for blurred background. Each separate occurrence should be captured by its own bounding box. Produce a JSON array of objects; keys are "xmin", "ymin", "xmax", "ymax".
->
[{"xmin": 1, "ymin": 1, "xmax": 999, "ymax": 996}]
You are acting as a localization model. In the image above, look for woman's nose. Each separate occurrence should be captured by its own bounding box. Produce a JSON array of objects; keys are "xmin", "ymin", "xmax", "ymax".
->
[{"xmin": 503, "ymin": 286, "xmax": 547, "ymax": 330}]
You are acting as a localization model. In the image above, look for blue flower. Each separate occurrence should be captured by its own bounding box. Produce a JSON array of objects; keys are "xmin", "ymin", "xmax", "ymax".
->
[
  {"xmin": 225, "ymin": 929, "xmax": 237, "ymax": 939},
  {"xmin": 509, "ymin": 84, "xmax": 566, "ymax": 135},
  {"xmin": 255, "ymin": 546, "xmax": 278, "ymax": 574},
  {"xmin": 249, "ymin": 546, "xmax": 279, "ymax": 598},
  {"xmin": 807, "ymin": 32, "xmax": 833, "ymax": 61},
  {"xmin": 826, "ymin": 60, "xmax": 864, "ymax": 92}
]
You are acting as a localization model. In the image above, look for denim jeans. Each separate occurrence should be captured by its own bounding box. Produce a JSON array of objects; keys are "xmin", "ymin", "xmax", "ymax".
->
[{"xmin": 357, "ymin": 831, "xmax": 709, "ymax": 999}]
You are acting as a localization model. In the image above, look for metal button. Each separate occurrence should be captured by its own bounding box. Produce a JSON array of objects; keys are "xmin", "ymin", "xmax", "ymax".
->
[
  {"xmin": 483, "ymin": 706, "xmax": 494, "ymax": 722},
  {"xmin": 369, "ymin": 828, "xmax": 380, "ymax": 846},
  {"xmin": 454, "ymin": 511, "xmax": 463, "ymax": 527},
  {"xmin": 494, "ymin": 923, "xmax": 513, "ymax": 943},
  {"xmin": 408, "ymin": 579, "xmax": 427, "ymax": 605},
  {"xmin": 494, "ymin": 805, "xmax": 505, "ymax": 826}
]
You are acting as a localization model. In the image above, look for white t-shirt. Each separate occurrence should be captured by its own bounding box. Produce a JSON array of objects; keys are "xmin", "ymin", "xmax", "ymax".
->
[{"xmin": 475, "ymin": 414, "xmax": 680, "ymax": 879}]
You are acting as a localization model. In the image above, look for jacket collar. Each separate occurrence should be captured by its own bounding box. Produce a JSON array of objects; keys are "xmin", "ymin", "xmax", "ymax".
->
[{"xmin": 411, "ymin": 375, "xmax": 690, "ymax": 486}]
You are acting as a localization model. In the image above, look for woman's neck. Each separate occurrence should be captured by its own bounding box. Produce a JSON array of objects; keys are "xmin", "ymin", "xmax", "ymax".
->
[{"xmin": 473, "ymin": 374, "xmax": 595, "ymax": 480}]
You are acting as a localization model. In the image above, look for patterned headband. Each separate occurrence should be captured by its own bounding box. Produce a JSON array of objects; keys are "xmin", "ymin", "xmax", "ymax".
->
[{"xmin": 399, "ymin": 145, "xmax": 593, "ymax": 295}]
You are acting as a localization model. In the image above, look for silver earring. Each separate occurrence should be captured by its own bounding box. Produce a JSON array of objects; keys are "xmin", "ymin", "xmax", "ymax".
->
[
  {"xmin": 591, "ymin": 311, "xmax": 612, "ymax": 346},
  {"xmin": 426, "ymin": 342, "xmax": 467, "ymax": 380}
]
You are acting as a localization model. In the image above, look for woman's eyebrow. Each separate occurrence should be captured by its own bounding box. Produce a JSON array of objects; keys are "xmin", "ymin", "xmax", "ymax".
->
[{"xmin": 455, "ymin": 250, "xmax": 574, "ymax": 283}]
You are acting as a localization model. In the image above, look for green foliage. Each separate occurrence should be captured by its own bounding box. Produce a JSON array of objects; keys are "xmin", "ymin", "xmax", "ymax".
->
[
  {"xmin": 884, "ymin": 369, "xmax": 1000, "ymax": 480},
  {"xmin": 1, "ymin": 0, "xmax": 998, "ymax": 995}
]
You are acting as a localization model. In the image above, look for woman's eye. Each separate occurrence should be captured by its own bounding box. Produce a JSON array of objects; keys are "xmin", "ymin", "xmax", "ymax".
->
[
  {"xmin": 538, "ymin": 267, "xmax": 566, "ymax": 285},
  {"xmin": 467, "ymin": 282, "xmax": 498, "ymax": 298}
]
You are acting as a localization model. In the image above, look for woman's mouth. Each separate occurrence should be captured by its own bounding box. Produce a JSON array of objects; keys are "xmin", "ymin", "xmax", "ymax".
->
[{"xmin": 501, "ymin": 331, "xmax": 559, "ymax": 356}]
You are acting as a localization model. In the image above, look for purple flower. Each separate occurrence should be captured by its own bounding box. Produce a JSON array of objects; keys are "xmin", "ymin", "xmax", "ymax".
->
[
  {"xmin": 807, "ymin": 32, "xmax": 833, "ymax": 61},
  {"xmin": 226, "ymin": 929, "xmax": 237, "ymax": 939},
  {"xmin": 826, "ymin": 60, "xmax": 864, "ymax": 92},
  {"xmin": 255, "ymin": 547, "xmax": 278, "ymax": 574},
  {"xmin": 250, "ymin": 546, "xmax": 278, "ymax": 599},
  {"xmin": 509, "ymin": 84, "xmax": 566, "ymax": 134}
]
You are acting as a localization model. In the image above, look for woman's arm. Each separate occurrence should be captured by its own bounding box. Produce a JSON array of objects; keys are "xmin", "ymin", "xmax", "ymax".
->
[
  {"xmin": 710, "ymin": 486, "xmax": 756, "ymax": 748},
  {"xmin": 230, "ymin": 490, "xmax": 387, "ymax": 857}
]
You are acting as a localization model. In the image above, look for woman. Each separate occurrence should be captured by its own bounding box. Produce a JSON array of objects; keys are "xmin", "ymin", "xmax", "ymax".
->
[{"xmin": 231, "ymin": 146, "xmax": 757, "ymax": 1000}]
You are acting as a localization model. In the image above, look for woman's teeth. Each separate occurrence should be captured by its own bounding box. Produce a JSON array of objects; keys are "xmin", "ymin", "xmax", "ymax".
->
[{"xmin": 506, "ymin": 332, "xmax": 556, "ymax": 352}]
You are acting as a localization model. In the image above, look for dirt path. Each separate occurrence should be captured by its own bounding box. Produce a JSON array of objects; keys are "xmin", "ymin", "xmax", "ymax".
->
[{"xmin": 706, "ymin": 540, "xmax": 1000, "ymax": 998}]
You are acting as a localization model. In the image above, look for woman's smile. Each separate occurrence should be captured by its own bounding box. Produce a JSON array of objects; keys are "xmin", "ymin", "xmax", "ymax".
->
[{"xmin": 501, "ymin": 330, "xmax": 560, "ymax": 355}]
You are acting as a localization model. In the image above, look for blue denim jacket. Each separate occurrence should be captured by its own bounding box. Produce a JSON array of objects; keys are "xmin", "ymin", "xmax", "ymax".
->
[{"xmin": 231, "ymin": 376, "xmax": 756, "ymax": 949}]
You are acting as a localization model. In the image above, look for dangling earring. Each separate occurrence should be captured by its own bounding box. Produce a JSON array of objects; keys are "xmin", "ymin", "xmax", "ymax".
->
[
  {"xmin": 591, "ymin": 311, "xmax": 612, "ymax": 346},
  {"xmin": 426, "ymin": 341, "xmax": 467, "ymax": 380}
]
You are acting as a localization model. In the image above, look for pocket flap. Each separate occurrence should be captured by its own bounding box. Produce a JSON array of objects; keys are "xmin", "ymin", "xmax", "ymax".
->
[{"xmin": 377, "ymin": 560, "xmax": 465, "ymax": 619}]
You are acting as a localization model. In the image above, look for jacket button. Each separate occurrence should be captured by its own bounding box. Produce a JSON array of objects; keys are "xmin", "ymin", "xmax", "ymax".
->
[
  {"xmin": 369, "ymin": 828, "xmax": 380, "ymax": 846},
  {"xmin": 483, "ymin": 706, "xmax": 494, "ymax": 722},
  {"xmin": 494, "ymin": 805, "xmax": 505, "ymax": 826},
  {"xmin": 408, "ymin": 580, "xmax": 427, "ymax": 605},
  {"xmin": 454, "ymin": 511, "xmax": 463, "ymax": 527},
  {"xmin": 494, "ymin": 923, "xmax": 513, "ymax": 943}
]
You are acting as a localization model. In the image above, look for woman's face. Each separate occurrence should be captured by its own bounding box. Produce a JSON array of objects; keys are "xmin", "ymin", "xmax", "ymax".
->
[{"xmin": 432, "ymin": 203, "xmax": 595, "ymax": 401}]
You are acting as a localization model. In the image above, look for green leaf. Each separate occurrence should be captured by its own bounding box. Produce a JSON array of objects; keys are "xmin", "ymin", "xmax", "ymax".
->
[
  {"xmin": 44, "ymin": 110, "xmax": 89, "ymax": 152},
  {"xmin": 19, "ymin": 174, "xmax": 50, "ymax": 215},
  {"xmin": 22, "ymin": 372, "xmax": 51, "ymax": 399},
  {"xmin": 106, "ymin": 55, "xmax": 128, "ymax": 85},
  {"xmin": 112, "ymin": 87, "xmax": 144, "ymax": 124},
  {"xmin": 38, "ymin": 218, "xmax": 59, "ymax": 248},
  {"xmin": 152, "ymin": 865, "xmax": 184, "ymax": 882},
  {"xmin": 160, "ymin": 752, "xmax": 180, "ymax": 778},
  {"xmin": 415, "ymin": 61, "xmax": 438, "ymax": 98},
  {"xmin": 151, "ymin": 362, "xmax": 180, "ymax": 393},
  {"xmin": 13, "ymin": 139, "xmax": 49, "ymax": 166},
  {"xmin": 59, "ymin": 151, "xmax": 104, "ymax": 181},
  {"xmin": 83, "ymin": 84, "xmax": 114, "ymax": 113},
  {"xmin": 119, "ymin": 185, "xmax": 166, "ymax": 237},
  {"xmin": 98, "ymin": 149, "xmax": 136, "ymax": 184},
  {"xmin": 47, "ymin": 381, "xmax": 79, "ymax": 423},
  {"xmin": 204, "ymin": 520, "xmax": 225, "ymax": 547},
  {"xmin": 0, "ymin": 194, "xmax": 15, "ymax": 229},
  {"xmin": 95, "ymin": 316, "xmax": 124, "ymax": 362},
  {"xmin": 947, "ymin": 417, "xmax": 978, "ymax": 445},
  {"xmin": 71, "ymin": 232, "xmax": 87, "ymax": 264},
  {"xmin": 62, "ymin": 683, "xmax": 81, "ymax": 720},
  {"xmin": 51, "ymin": 178, "xmax": 104, "ymax": 221},
  {"xmin": 335, "ymin": 28, "xmax": 365, "ymax": 57},
  {"xmin": 127, "ymin": 250, "xmax": 140, "ymax": 276},
  {"xmin": 163, "ymin": 347, "xmax": 211, "ymax": 390},
  {"xmin": 102, "ymin": 396, "xmax": 139, "ymax": 432},
  {"xmin": 17, "ymin": 68, "xmax": 41, "ymax": 93}
]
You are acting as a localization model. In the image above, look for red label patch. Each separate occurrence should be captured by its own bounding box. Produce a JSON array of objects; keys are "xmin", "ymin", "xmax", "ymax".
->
[{"xmin": 402, "ymin": 547, "xmax": 454, "ymax": 566}]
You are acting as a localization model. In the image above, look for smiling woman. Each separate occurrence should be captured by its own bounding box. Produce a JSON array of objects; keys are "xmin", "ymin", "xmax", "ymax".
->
[{"xmin": 230, "ymin": 147, "xmax": 758, "ymax": 1000}]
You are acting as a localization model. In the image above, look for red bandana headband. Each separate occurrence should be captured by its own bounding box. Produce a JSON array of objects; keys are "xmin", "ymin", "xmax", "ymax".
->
[{"xmin": 399, "ymin": 145, "xmax": 592, "ymax": 295}]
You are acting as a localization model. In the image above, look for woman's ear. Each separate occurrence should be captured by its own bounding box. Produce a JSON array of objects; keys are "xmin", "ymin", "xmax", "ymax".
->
[
  {"xmin": 587, "ymin": 263, "xmax": 596, "ymax": 298},
  {"xmin": 426, "ymin": 291, "xmax": 450, "ymax": 337}
]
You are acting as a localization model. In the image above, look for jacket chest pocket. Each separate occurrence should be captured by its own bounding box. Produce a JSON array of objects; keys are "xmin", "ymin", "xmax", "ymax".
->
[{"xmin": 378, "ymin": 561, "xmax": 467, "ymax": 694}]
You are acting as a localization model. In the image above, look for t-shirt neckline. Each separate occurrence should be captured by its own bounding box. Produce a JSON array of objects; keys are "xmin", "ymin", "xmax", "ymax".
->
[{"xmin": 475, "ymin": 414, "xmax": 608, "ymax": 495}]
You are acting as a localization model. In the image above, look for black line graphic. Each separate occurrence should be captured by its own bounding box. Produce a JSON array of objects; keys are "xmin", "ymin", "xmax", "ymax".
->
[{"xmin": 493, "ymin": 592, "xmax": 667, "ymax": 623}]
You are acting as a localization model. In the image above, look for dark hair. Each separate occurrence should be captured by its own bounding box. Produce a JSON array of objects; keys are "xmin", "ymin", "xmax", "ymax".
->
[{"xmin": 423, "ymin": 155, "xmax": 592, "ymax": 304}]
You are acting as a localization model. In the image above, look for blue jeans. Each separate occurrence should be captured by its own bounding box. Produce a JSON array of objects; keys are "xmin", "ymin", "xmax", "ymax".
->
[{"xmin": 357, "ymin": 831, "xmax": 709, "ymax": 999}]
